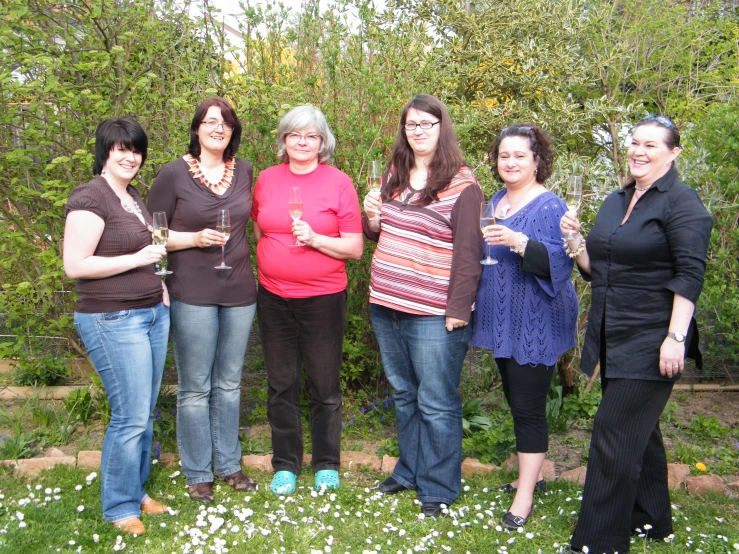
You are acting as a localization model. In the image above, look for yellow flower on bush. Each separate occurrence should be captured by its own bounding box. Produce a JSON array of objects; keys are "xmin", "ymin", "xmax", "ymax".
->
[{"xmin": 695, "ymin": 462, "xmax": 707, "ymax": 471}]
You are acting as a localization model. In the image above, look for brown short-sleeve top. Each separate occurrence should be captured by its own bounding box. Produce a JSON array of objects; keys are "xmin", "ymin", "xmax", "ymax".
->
[{"xmin": 65, "ymin": 176, "xmax": 163, "ymax": 313}]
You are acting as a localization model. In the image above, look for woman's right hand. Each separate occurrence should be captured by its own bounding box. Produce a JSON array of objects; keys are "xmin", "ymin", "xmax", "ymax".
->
[
  {"xmin": 194, "ymin": 228, "xmax": 227, "ymax": 248},
  {"xmin": 135, "ymin": 244, "xmax": 167, "ymax": 267},
  {"xmin": 560, "ymin": 211, "xmax": 581, "ymax": 237},
  {"xmin": 363, "ymin": 191, "xmax": 382, "ymax": 220}
]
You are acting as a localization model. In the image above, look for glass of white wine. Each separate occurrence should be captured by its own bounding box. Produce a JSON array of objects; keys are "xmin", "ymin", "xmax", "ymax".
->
[
  {"xmin": 565, "ymin": 175, "xmax": 583, "ymax": 238},
  {"xmin": 152, "ymin": 211, "xmax": 173, "ymax": 275},
  {"xmin": 480, "ymin": 201, "xmax": 498, "ymax": 266},
  {"xmin": 214, "ymin": 209, "xmax": 232, "ymax": 270},
  {"xmin": 288, "ymin": 187, "xmax": 305, "ymax": 247},
  {"xmin": 367, "ymin": 161, "xmax": 383, "ymax": 221}
]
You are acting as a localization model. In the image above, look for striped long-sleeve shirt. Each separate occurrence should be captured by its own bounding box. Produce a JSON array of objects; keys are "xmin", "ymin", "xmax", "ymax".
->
[{"xmin": 363, "ymin": 167, "xmax": 483, "ymax": 321}]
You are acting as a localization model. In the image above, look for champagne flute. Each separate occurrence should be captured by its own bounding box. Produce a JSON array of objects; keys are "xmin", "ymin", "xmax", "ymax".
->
[
  {"xmin": 288, "ymin": 187, "xmax": 305, "ymax": 247},
  {"xmin": 152, "ymin": 211, "xmax": 173, "ymax": 275},
  {"xmin": 565, "ymin": 175, "xmax": 583, "ymax": 238},
  {"xmin": 367, "ymin": 160, "xmax": 383, "ymax": 221},
  {"xmin": 480, "ymin": 201, "xmax": 498, "ymax": 266},
  {"xmin": 214, "ymin": 209, "xmax": 232, "ymax": 269}
]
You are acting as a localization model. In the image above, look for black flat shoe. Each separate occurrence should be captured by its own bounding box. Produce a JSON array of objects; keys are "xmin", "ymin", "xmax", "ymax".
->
[
  {"xmin": 421, "ymin": 502, "xmax": 443, "ymax": 518},
  {"xmin": 499, "ymin": 479, "xmax": 547, "ymax": 494},
  {"xmin": 501, "ymin": 508, "xmax": 532, "ymax": 530},
  {"xmin": 378, "ymin": 476, "xmax": 409, "ymax": 495}
]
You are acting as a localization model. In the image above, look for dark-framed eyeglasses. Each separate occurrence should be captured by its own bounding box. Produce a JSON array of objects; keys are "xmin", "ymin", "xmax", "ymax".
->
[
  {"xmin": 640, "ymin": 114, "xmax": 675, "ymax": 128},
  {"xmin": 201, "ymin": 119, "xmax": 234, "ymax": 132},
  {"xmin": 404, "ymin": 121, "xmax": 440, "ymax": 132}
]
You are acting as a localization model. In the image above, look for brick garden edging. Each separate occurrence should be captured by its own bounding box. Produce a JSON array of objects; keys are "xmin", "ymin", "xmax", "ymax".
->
[{"xmin": 3, "ymin": 451, "xmax": 737, "ymax": 497}]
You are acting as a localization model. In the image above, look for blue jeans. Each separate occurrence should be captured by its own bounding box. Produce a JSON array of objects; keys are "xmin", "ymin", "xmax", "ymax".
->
[
  {"xmin": 370, "ymin": 304, "xmax": 471, "ymax": 506},
  {"xmin": 74, "ymin": 303, "xmax": 169, "ymax": 523},
  {"xmin": 170, "ymin": 300, "xmax": 256, "ymax": 485}
]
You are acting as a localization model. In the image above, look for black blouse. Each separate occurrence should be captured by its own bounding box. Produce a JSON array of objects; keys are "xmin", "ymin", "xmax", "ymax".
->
[{"xmin": 580, "ymin": 168, "xmax": 713, "ymax": 381}]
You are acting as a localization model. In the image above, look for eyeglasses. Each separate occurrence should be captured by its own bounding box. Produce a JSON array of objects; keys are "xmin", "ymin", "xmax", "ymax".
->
[
  {"xmin": 201, "ymin": 119, "xmax": 234, "ymax": 132},
  {"xmin": 641, "ymin": 114, "xmax": 675, "ymax": 128},
  {"xmin": 404, "ymin": 121, "xmax": 440, "ymax": 132},
  {"xmin": 286, "ymin": 132, "xmax": 322, "ymax": 143}
]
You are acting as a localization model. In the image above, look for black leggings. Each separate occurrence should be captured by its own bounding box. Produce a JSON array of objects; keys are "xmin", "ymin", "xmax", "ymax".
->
[{"xmin": 496, "ymin": 358, "xmax": 555, "ymax": 453}]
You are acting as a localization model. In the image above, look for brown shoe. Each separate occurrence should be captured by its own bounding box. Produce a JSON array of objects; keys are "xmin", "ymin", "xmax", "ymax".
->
[
  {"xmin": 219, "ymin": 470, "xmax": 257, "ymax": 492},
  {"xmin": 113, "ymin": 517, "xmax": 145, "ymax": 535},
  {"xmin": 189, "ymin": 482, "xmax": 214, "ymax": 504},
  {"xmin": 141, "ymin": 497, "xmax": 170, "ymax": 515}
]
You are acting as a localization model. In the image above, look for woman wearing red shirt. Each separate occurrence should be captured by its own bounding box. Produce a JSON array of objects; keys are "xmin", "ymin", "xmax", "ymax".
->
[{"xmin": 252, "ymin": 105, "xmax": 363, "ymax": 495}]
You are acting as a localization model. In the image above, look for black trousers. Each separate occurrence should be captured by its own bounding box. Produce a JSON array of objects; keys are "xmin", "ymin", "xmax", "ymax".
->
[
  {"xmin": 497, "ymin": 358, "xmax": 555, "ymax": 453},
  {"xmin": 571, "ymin": 351, "xmax": 674, "ymax": 553},
  {"xmin": 257, "ymin": 286, "xmax": 345, "ymax": 475}
]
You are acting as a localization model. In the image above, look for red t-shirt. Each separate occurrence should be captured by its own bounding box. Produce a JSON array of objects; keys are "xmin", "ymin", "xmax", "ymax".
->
[{"xmin": 252, "ymin": 163, "xmax": 362, "ymax": 298}]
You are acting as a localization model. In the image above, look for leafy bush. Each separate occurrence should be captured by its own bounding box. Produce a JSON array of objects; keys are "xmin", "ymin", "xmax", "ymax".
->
[
  {"xmin": 376, "ymin": 438, "xmax": 400, "ymax": 458},
  {"xmin": 461, "ymin": 397, "xmax": 493, "ymax": 437},
  {"xmin": 63, "ymin": 388, "xmax": 93, "ymax": 425},
  {"xmin": 562, "ymin": 386, "xmax": 601, "ymax": 421},
  {"xmin": 12, "ymin": 355, "xmax": 71, "ymax": 386},
  {"xmin": 462, "ymin": 419, "xmax": 516, "ymax": 466}
]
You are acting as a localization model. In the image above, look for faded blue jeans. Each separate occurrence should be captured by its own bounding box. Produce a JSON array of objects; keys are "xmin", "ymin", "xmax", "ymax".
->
[
  {"xmin": 170, "ymin": 300, "xmax": 256, "ymax": 485},
  {"xmin": 74, "ymin": 302, "xmax": 169, "ymax": 523},
  {"xmin": 370, "ymin": 304, "xmax": 471, "ymax": 506}
]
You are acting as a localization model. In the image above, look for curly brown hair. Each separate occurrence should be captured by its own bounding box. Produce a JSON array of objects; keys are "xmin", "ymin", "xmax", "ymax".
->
[{"xmin": 488, "ymin": 124, "xmax": 554, "ymax": 183}]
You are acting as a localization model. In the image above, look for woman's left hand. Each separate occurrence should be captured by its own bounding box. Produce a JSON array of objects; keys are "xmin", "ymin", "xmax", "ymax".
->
[
  {"xmin": 162, "ymin": 281, "xmax": 170, "ymax": 307},
  {"xmin": 659, "ymin": 337, "xmax": 685, "ymax": 378},
  {"xmin": 483, "ymin": 224, "xmax": 518, "ymax": 248},
  {"xmin": 445, "ymin": 317, "xmax": 468, "ymax": 332},
  {"xmin": 292, "ymin": 219, "xmax": 318, "ymax": 247}
]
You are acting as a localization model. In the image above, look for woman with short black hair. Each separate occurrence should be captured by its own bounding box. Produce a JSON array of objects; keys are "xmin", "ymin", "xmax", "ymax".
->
[{"xmin": 64, "ymin": 117, "xmax": 170, "ymax": 535}]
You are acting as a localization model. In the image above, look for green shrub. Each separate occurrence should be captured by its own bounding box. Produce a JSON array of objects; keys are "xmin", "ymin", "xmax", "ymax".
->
[
  {"xmin": 462, "ymin": 419, "xmax": 516, "ymax": 466},
  {"xmin": 12, "ymin": 355, "xmax": 71, "ymax": 386}
]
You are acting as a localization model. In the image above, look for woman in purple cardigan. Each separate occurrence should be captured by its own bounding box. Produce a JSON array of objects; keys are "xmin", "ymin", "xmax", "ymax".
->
[{"xmin": 471, "ymin": 124, "xmax": 578, "ymax": 530}]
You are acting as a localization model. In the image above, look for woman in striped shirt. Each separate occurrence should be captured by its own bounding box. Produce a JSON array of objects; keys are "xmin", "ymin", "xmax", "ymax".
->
[{"xmin": 363, "ymin": 95, "xmax": 483, "ymax": 517}]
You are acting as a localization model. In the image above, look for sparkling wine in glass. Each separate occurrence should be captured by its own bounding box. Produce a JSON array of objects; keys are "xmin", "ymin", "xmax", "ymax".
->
[
  {"xmin": 152, "ymin": 211, "xmax": 173, "ymax": 275},
  {"xmin": 480, "ymin": 201, "xmax": 498, "ymax": 266},
  {"xmin": 288, "ymin": 187, "xmax": 305, "ymax": 247},
  {"xmin": 214, "ymin": 209, "xmax": 232, "ymax": 269},
  {"xmin": 566, "ymin": 175, "xmax": 583, "ymax": 238},
  {"xmin": 367, "ymin": 160, "xmax": 383, "ymax": 221}
]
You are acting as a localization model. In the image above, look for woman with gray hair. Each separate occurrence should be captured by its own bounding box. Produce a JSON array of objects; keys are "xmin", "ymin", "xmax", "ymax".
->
[{"xmin": 252, "ymin": 105, "xmax": 363, "ymax": 495}]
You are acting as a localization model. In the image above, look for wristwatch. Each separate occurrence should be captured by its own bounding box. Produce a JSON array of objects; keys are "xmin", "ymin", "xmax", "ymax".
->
[{"xmin": 667, "ymin": 332, "xmax": 686, "ymax": 343}]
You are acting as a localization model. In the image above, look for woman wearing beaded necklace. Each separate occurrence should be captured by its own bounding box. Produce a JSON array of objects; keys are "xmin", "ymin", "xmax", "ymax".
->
[
  {"xmin": 561, "ymin": 116, "xmax": 713, "ymax": 554},
  {"xmin": 64, "ymin": 117, "xmax": 170, "ymax": 535},
  {"xmin": 148, "ymin": 97, "xmax": 258, "ymax": 503},
  {"xmin": 471, "ymin": 123, "xmax": 578, "ymax": 530}
]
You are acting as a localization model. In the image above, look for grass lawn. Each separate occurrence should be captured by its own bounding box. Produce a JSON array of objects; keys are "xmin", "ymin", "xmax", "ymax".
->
[{"xmin": 0, "ymin": 463, "xmax": 736, "ymax": 554}]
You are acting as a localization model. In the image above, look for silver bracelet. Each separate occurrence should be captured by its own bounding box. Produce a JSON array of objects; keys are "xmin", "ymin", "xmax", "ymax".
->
[{"xmin": 510, "ymin": 232, "xmax": 529, "ymax": 254}]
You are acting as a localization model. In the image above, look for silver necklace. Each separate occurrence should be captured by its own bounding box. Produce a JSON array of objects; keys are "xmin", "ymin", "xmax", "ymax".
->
[
  {"xmin": 123, "ymin": 200, "xmax": 143, "ymax": 216},
  {"xmin": 634, "ymin": 185, "xmax": 650, "ymax": 192}
]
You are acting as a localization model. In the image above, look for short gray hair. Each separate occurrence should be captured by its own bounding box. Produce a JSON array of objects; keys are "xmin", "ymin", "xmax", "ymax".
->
[{"xmin": 276, "ymin": 105, "xmax": 336, "ymax": 164}]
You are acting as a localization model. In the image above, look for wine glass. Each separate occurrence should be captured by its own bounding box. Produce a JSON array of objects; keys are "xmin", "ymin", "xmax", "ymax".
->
[
  {"xmin": 288, "ymin": 187, "xmax": 305, "ymax": 247},
  {"xmin": 480, "ymin": 201, "xmax": 498, "ymax": 266},
  {"xmin": 152, "ymin": 211, "xmax": 173, "ymax": 275},
  {"xmin": 565, "ymin": 175, "xmax": 583, "ymax": 238},
  {"xmin": 367, "ymin": 161, "xmax": 383, "ymax": 221},
  {"xmin": 214, "ymin": 209, "xmax": 232, "ymax": 270}
]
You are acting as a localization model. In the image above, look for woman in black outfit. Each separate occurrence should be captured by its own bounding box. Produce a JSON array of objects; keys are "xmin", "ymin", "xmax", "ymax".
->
[{"xmin": 560, "ymin": 115, "xmax": 713, "ymax": 554}]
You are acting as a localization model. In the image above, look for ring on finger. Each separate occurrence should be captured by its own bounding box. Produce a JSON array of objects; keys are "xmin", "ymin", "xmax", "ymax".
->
[{"xmin": 207, "ymin": 240, "xmax": 212, "ymax": 246}]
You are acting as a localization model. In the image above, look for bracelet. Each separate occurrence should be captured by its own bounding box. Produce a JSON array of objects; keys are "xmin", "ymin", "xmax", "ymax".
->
[
  {"xmin": 562, "ymin": 234, "xmax": 586, "ymax": 258},
  {"xmin": 510, "ymin": 232, "xmax": 528, "ymax": 254}
]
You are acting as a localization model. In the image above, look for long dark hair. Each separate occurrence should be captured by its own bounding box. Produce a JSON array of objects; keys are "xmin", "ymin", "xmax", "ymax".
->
[
  {"xmin": 384, "ymin": 95, "xmax": 464, "ymax": 206},
  {"xmin": 187, "ymin": 97, "xmax": 242, "ymax": 161},
  {"xmin": 93, "ymin": 117, "xmax": 148, "ymax": 176}
]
